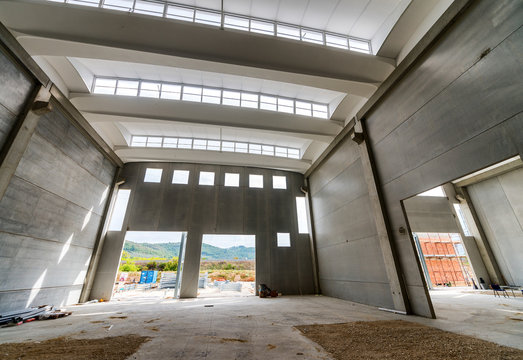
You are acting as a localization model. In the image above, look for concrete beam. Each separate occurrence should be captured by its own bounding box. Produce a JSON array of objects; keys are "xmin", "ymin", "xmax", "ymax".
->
[
  {"xmin": 115, "ymin": 147, "xmax": 311, "ymax": 174},
  {"xmin": 0, "ymin": 0, "xmax": 395, "ymax": 86},
  {"xmin": 70, "ymin": 94, "xmax": 341, "ymax": 141}
]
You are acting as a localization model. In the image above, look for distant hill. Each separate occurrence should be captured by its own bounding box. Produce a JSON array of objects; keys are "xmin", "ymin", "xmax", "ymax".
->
[{"xmin": 124, "ymin": 241, "xmax": 255, "ymax": 260}]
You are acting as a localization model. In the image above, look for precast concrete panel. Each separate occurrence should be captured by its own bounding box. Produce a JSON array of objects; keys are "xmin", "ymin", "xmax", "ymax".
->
[
  {"xmin": 309, "ymin": 137, "xmax": 394, "ymax": 308},
  {"xmin": 97, "ymin": 162, "xmax": 314, "ymax": 298},
  {"xmin": 362, "ymin": 0, "xmax": 523, "ymax": 317},
  {"xmin": 0, "ymin": 45, "xmax": 34, "ymax": 149},
  {"xmin": 467, "ymin": 168, "xmax": 523, "ymax": 285},
  {"xmin": 0, "ymin": 107, "xmax": 116, "ymax": 312}
]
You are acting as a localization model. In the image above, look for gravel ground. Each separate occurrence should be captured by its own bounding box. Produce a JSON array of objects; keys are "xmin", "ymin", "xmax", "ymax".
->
[
  {"xmin": 296, "ymin": 320, "xmax": 523, "ymax": 360},
  {"xmin": 1, "ymin": 335, "xmax": 150, "ymax": 360}
]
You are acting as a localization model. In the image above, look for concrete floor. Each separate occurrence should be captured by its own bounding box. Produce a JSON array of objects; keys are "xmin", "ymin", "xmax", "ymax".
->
[{"xmin": 0, "ymin": 290, "xmax": 521, "ymax": 359}]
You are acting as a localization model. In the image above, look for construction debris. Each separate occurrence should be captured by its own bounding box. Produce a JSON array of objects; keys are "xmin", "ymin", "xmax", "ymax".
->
[
  {"xmin": 258, "ymin": 284, "xmax": 278, "ymax": 298},
  {"xmin": 0, "ymin": 306, "xmax": 71, "ymax": 327}
]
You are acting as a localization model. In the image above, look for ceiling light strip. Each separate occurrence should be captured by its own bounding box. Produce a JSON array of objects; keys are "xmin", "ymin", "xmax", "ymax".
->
[
  {"xmin": 92, "ymin": 77, "xmax": 330, "ymax": 119},
  {"xmin": 47, "ymin": 0, "xmax": 372, "ymax": 54},
  {"xmin": 130, "ymin": 135, "xmax": 301, "ymax": 159}
]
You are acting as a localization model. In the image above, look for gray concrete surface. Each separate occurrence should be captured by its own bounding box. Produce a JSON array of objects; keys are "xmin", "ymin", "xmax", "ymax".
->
[
  {"xmin": 467, "ymin": 167, "xmax": 523, "ymax": 286},
  {"xmin": 0, "ymin": 292, "xmax": 521, "ymax": 359},
  {"xmin": 309, "ymin": 136, "xmax": 394, "ymax": 309},
  {"xmin": 0, "ymin": 88, "xmax": 116, "ymax": 312},
  {"xmin": 362, "ymin": 0, "xmax": 523, "ymax": 317},
  {"xmin": 403, "ymin": 196, "xmax": 460, "ymax": 233},
  {"xmin": 91, "ymin": 162, "xmax": 315, "ymax": 301},
  {"xmin": 0, "ymin": 45, "xmax": 34, "ymax": 150}
]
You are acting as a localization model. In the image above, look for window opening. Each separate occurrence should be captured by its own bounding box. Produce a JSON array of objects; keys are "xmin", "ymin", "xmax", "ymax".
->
[{"xmin": 144, "ymin": 168, "xmax": 163, "ymax": 183}]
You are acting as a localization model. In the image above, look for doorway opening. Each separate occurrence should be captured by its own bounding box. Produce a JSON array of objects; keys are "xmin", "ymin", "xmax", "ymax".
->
[
  {"xmin": 412, "ymin": 232, "xmax": 473, "ymax": 288},
  {"xmin": 197, "ymin": 234, "xmax": 256, "ymax": 298},
  {"xmin": 113, "ymin": 231, "xmax": 187, "ymax": 300}
]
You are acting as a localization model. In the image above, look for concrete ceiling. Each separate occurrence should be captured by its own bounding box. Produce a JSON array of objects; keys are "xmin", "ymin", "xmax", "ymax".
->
[{"xmin": 0, "ymin": 0, "xmax": 454, "ymax": 172}]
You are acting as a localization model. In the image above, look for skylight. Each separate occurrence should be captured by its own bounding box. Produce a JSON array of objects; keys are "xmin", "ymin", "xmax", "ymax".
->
[
  {"xmin": 47, "ymin": 0, "xmax": 372, "ymax": 54},
  {"xmin": 130, "ymin": 135, "xmax": 301, "ymax": 160},
  {"xmin": 92, "ymin": 77, "xmax": 330, "ymax": 119}
]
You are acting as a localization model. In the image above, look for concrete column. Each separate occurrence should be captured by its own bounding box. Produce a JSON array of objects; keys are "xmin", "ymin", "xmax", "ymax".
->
[
  {"xmin": 352, "ymin": 119, "xmax": 410, "ymax": 314},
  {"xmin": 304, "ymin": 177, "xmax": 320, "ymax": 294},
  {"xmin": 178, "ymin": 229, "xmax": 203, "ymax": 298},
  {"xmin": 442, "ymin": 183, "xmax": 490, "ymax": 286},
  {"xmin": 0, "ymin": 85, "xmax": 51, "ymax": 200},
  {"xmin": 79, "ymin": 168, "xmax": 122, "ymax": 302},
  {"xmin": 454, "ymin": 186, "xmax": 505, "ymax": 285}
]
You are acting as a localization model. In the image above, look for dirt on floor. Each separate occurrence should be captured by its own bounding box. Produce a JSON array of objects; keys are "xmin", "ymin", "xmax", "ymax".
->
[
  {"xmin": 296, "ymin": 320, "xmax": 523, "ymax": 360},
  {"xmin": 1, "ymin": 334, "xmax": 150, "ymax": 360}
]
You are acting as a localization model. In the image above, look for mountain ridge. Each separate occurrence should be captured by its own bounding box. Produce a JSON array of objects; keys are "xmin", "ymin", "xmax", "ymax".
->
[{"xmin": 124, "ymin": 240, "xmax": 255, "ymax": 260}]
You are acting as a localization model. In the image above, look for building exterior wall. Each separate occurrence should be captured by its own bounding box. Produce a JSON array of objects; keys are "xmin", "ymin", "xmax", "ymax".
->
[
  {"xmin": 308, "ymin": 136, "xmax": 394, "ymax": 308},
  {"xmin": 364, "ymin": 0, "xmax": 523, "ymax": 316},
  {"xmin": 91, "ymin": 162, "xmax": 315, "ymax": 299},
  {"xmin": 0, "ymin": 41, "xmax": 117, "ymax": 313},
  {"xmin": 467, "ymin": 167, "xmax": 523, "ymax": 286}
]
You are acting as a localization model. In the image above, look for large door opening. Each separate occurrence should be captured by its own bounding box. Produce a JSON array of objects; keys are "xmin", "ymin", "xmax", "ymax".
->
[
  {"xmin": 412, "ymin": 232, "xmax": 474, "ymax": 288},
  {"xmin": 402, "ymin": 155, "xmax": 523, "ymax": 319},
  {"xmin": 197, "ymin": 234, "xmax": 256, "ymax": 298},
  {"xmin": 113, "ymin": 231, "xmax": 187, "ymax": 300}
]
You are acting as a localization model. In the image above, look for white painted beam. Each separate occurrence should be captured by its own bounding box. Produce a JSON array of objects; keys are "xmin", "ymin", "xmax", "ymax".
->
[
  {"xmin": 115, "ymin": 147, "xmax": 311, "ymax": 173},
  {"xmin": 70, "ymin": 94, "xmax": 341, "ymax": 141}
]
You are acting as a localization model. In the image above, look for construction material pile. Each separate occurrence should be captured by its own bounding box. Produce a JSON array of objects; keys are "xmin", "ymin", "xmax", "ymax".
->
[{"xmin": 0, "ymin": 305, "xmax": 71, "ymax": 327}]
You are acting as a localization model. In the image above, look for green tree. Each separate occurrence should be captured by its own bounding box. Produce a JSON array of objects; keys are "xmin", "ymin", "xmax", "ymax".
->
[{"xmin": 163, "ymin": 257, "xmax": 179, "ymax": 271}]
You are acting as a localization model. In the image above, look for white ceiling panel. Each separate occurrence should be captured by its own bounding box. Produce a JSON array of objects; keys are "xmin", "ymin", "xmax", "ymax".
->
[
  {"xmin": 325, "ymin": 0, "xmax": 369, "ymax": 35},
  {"xmin": 194, "ymin": 0, "xmax": 221, "ymax": 11},
  {"xmin": 223, "ymin": 0, "xmax": 252, "ymax": 15},
  {"xmin": 301, "ymin": 0, "xmax": 340, "ymax": 30},
  {"xmin": 275, "ymin": 0, "xmax": 308, "ymax": 25},
  {"xmin": 350, "ymin": 0, "xmax": 403, "ymax": 39},
  {"xmin": 250, "ymin": 0, "xmax": 280, "ymax": 19}
]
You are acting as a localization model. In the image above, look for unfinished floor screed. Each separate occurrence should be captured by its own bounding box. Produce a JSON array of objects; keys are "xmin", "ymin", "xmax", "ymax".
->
[{"xmin": 1, "ymin": 291, "xmax": 522, "ymax": 359}]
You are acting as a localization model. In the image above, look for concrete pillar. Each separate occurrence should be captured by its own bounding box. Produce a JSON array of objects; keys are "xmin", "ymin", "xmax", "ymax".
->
[
  {"xmin": 304, "ymin": 177, "xmax": 320, "ymax": 294},
  {"xmin": 89, "ymin": 231, "xmax": 127, "ymax": 301},
  {"xmin": 79, "ymin": 168, "xmax": 121, "ymax": 302},
  {"xmin": 0, "ymin": 85, "xmax": 51, "ymax": 200},
  {"xmin": 442, "ymin": 183, "xmax": 491, "ymax": 286},
  {"xmin": 178, "ymin": 229, "xmax": 203, "ymax": 298},
  {"xmin": 455, "ymin": 186, "xmax": 505, "ymax": 285},
  {"xmin": 352, "ymin": 119, "xmax": 411, "ymax": 314}
]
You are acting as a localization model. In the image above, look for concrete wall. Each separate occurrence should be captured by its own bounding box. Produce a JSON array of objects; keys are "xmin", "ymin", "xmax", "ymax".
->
[
  {"xmin": 0, "ymin": 44, "xmax": 117, "ymax": 312},
  {"xmin": 403, "ymin": 196, "xmax": 459, "ymax": 234},
  {"xmin": 308, "ymin": 136, "xmax": 393, "ymax": 308},
  {"xmin": 467, "ymin": 167, "xmax": 523, "ymax": 286},
  {"xmin": 0, "ymin": 45, "xmax": 33, "ymax": 151},
  {"xmin": 91, "ymin": 162, "xmax": 315, "ymax": 299},
  {"xmin": 364, "ymin": 0, "xmax": 523, "ymax": 316}
]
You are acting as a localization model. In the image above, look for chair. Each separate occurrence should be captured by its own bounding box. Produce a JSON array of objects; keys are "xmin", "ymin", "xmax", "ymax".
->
[{"xmin": 491, "ymin": 284, "xmax": 508, "ymax": 298}]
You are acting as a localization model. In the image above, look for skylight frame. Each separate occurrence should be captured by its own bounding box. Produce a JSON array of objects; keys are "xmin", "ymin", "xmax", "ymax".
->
[
  {"xmin": 129, "ymin": 135, "xmax": 302, "ymax": 160},
  {"xmin": 92, "ymin": 76, "xmax": 331, "ymax": 119},
  {"xmin": 51, "ymin": 0, "xmax": 372, "ymax": 55}
]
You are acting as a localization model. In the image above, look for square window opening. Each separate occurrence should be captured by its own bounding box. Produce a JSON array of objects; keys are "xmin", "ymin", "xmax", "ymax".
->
[
  {"xmin": 199, "ymin": 171, "xmax": 215, "ymax": 186},
  {"xmin": 277, "ymin": 232, "xmax": 291, "ymax": 247},
  {"xmin": 172, "ymin": 170, "xmax": 190, "ymax": 184},
  {"xmin": 273, "ymin": 175, "xmax": 286, "ymax": 189},
  {"xmin": 144, "ymin": 168, "xmax": 163, "ymax": 183},
  {"xmin": 249, "ymin": 174, "xmax": 263, "ymax": 188},
  {"xmin": 224, "ymin": 173, "xmax": 240, "ymax": 187}
]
